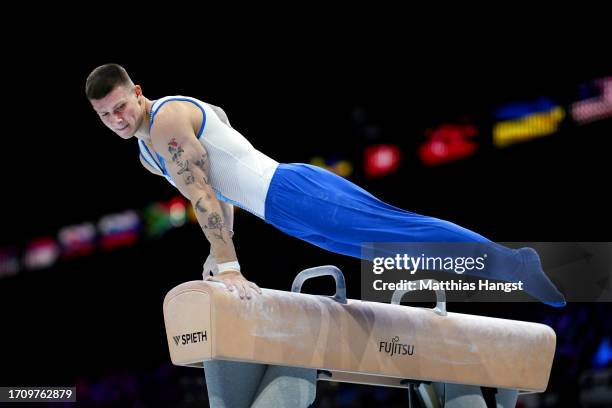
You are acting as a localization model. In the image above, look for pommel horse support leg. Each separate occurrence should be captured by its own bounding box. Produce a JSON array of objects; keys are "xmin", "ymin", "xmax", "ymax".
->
[{"xmin": 163, "ymin": 266, "xmax": 556, "ymax": 408}]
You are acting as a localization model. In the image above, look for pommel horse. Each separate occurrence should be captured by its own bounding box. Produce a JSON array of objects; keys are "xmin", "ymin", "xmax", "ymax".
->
[{"xmin": 163, "ymin": 266, "xmax": 556, "ymax": 407}]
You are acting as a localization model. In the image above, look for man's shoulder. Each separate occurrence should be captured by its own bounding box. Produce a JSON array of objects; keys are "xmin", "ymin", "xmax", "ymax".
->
[
  {"xmin": 150, "ymin": 97, "xmax": 201, "ymax": 153},
  {"xmin": 152, "ymin": 97, "xmax": 194, "ymax": 128},
  {"xmin": 153, "ymin": 95, "xmax": 203, "ymax": 112}
]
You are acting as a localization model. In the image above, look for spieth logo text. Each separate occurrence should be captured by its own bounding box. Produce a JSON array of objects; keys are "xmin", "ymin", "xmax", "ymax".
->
[{"xmin": 173, "ymin": 331, "xmax": 208, "ymax": 346}]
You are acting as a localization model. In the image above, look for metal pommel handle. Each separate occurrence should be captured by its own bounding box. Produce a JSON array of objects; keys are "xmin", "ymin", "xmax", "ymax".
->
[
  {"xmin": 291, "ymin": 265, "xmax": 348, "ymax": 304},
  {"xmin": 391, "ymin": 279, "xmax": 447, "ymax": 316}
]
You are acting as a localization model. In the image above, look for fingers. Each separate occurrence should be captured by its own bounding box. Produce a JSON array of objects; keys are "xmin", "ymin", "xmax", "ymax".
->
[
  {"xmin": 249, "ymin": 281, "xmax": 263, "ymax": 295},
  {"xmin": 239, "ymin": 282, "xmax": 248, "ymax": 300},
  {"xmin": 240, "ymin": 281, "xmax": 262, "ymax": 299},
  {"xmin": 205, "ymin": 276, "xmax": 234, "ymax": 292},
  {"xmin": 227, "ymin": 279, "xmax": 258, "ymax": 300},
  {"xmin": 205, "ymin": 275, "xmax": 262, "ymax": 300}
]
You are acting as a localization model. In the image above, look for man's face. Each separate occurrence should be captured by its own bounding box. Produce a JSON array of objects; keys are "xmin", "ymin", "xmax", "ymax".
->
[{"xmin": 90, "ymin": 85, "xmax": 144, "ymax": 139}]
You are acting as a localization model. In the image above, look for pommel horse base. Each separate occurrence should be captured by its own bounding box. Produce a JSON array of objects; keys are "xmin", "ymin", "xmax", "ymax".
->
[{"xmin": 163, "ymin": 266, "xmax": 556, "ymax": 407}]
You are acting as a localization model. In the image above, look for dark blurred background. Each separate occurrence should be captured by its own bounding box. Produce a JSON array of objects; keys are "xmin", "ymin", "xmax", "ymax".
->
[{"xmin": 0, "ymin": 33, "xmax": 611, "ymax": 407}]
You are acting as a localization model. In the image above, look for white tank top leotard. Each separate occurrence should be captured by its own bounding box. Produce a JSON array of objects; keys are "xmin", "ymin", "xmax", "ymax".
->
[{"xmin": 138, "ymin": 96, "xmax": 279, "ymax": 219}]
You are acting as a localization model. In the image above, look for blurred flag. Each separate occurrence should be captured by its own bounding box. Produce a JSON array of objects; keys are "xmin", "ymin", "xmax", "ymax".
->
[
  {"xmin": 58, "ymin": 222, "xmax": 97, "ymax": 258},
  {"xmin": 364, "ymin": 144, "xmax": 401, "ymax": 178},
  {"xmin": 98, "ymin": 210, "xmax": 141, "ymax": 250},
  {"xmin": 23, "ymin": 237, "xmax": 60, "ymax": 270},
  {"xmin": 418, "ymin": 123, "xmax": 479, "ymax": 166},
  {"xmin": 310, "ymin": 156, "xmax": 354, "ymax": 178},
  {"xmin": 143, "ymin": 197, "xmax": 189, "ymax": 238},
  {"xmin": 493, "ymin": 97, "xmax": 565, "ymax": 147},
  {"xmin": 572, "ymin": 77, "xmax": 612, "ymax": 124},
  {"xmin": 168, "ymin": 196, "xmax": 188, "ymax": 227}
]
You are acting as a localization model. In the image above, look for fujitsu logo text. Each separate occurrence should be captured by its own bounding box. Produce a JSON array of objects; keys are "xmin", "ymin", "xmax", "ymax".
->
[{"xmin": 379, "ymin": 336, "xmax": 414, "ymax": 357}]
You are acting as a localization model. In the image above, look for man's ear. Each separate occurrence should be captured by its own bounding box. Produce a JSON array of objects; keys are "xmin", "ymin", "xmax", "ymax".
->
[{"xmin": 134, "ymin": 84, "xmax": 143, "ymax": 97}]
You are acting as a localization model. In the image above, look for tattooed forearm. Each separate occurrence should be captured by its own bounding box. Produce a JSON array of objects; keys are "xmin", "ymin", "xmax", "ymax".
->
[
  {"xmin": 192, "ymin": 195, "xmax": 236, "ymax": 262},
  {"xmin": 206, "ymin": 212, "xmax": 226, "ymax": 243},
  {"xmin": 195, "ymin": 197, "xmax": 207, "ymax": 214},
  {"xmin": 194, "ymin": 195, "xmax": 227, "ymax": 242}
]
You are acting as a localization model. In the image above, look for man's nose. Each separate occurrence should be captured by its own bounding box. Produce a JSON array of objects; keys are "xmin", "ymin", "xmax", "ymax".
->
[{"xmin": 112, "ymin": 113, "xmax": 124, "ymax": 126}]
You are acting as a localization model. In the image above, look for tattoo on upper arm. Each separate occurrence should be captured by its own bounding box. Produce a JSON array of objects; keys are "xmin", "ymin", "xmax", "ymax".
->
[
  {"xmin": 194, "ymin": 154, "xmax": 210, "ymax": 185},
  {"xmin": 167, "ymin": 139, "xmax": 186, "ymax": 165},
  {"xmin": 168, "ymin": 138, "xmax": 210, "ymax": 186},
  {"xmin": 168, "ymin": 138, "xmax": 196, "ymax": 185}
]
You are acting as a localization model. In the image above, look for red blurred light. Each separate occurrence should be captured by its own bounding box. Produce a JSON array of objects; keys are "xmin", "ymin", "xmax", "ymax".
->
[
  {"xmin": 419, "ymin": 124, "xmax": 479, "ymax": 166},
  {"xmin": 364, "ymin": 145, "xmax": 401, "ymax": 178}
]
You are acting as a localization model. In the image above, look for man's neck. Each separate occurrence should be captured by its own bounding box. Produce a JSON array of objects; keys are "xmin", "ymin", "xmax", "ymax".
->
[{"xmin": 134, "ymin": 97, "xmax": 153, "ymax": 143}]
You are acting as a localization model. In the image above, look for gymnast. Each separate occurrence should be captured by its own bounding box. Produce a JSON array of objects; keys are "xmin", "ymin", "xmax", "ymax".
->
[
  {"xmin": 87, "ymin": 63, "xmax": 565, "ymax": 408},
  {"xmin": 85, "ymin": 63, "xmax": 565, "ymax": 308}
]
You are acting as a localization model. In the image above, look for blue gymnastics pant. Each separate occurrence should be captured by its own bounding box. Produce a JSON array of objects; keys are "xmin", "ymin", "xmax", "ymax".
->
[{"xmin": 264, "ymin": 163, "xmax": 565, "ymax": 306}]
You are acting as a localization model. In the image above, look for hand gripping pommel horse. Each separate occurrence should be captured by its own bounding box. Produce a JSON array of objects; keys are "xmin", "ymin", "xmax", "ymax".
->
[{"xmin": 163, "ymin": 266, "xmax": 556, "ymax": 408}]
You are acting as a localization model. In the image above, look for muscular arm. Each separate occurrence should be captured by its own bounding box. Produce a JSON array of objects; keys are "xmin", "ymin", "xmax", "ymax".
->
[
  {"xmin": 154, "ymin": 112, "xmax": 259, "ymax": 300},
  {"xmin": 151, "ymin": 103, "xmax": 237, "ymax": 264}
]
